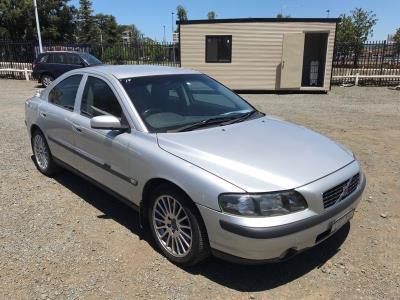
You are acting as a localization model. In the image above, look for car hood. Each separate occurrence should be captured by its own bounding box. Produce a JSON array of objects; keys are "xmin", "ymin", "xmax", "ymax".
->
[{"xmin": 156, "ymin": 117, "xmax": 354, "ymax": 192}]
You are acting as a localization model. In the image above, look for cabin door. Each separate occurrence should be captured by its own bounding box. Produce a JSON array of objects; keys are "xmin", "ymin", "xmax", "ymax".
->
[{"xmin": 280, "ymin": 33, "xmax": 305, "ymax": 89}]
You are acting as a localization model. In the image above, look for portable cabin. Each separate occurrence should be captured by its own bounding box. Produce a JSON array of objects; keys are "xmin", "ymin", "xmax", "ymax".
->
[{"xmin": 178, "ymin": 18, "xmax": 340, "ymax": 92}]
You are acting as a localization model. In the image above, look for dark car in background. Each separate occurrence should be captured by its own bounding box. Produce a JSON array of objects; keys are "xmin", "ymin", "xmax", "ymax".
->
[{"xmin": 32, "ymin": 51, "xmax": 102, "ymax": 87}]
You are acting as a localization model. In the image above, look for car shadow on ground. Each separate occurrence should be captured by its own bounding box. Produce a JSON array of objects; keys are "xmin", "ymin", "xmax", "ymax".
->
[
  {"xmin": 50, "ymin": 164, "xmax": 350, "ymax": 292},
  {"xmin": 186, "ymin": 225, "xmax": 349, "ymax": 291}
]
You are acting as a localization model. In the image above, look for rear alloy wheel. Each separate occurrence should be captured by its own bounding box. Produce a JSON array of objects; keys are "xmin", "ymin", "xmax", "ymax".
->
[
  {"xmin": 41, "ymin": 74, "xmax": 54, "ymax": 87},
  {"xmin": 31, "ymin": 130, "xmax": 60, "ymax": 176},
  {"xmin": 148, "ymin": 185, "xmax": 210, "ymax": 266}
]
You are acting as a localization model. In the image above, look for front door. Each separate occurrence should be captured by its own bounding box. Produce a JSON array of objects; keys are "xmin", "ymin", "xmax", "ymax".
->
[
  {"xmin": 280, "ymin": 33, "xmax": 305, "ymax": 89},
  {"xmin": 71, "ymin": 75, "xmax": 136, "ymax": 200}
]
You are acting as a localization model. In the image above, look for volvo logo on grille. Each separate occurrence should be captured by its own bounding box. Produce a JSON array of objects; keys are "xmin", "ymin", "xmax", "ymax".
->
[{"xmin": 337, "ymin": 179, "xmax": 352, "ymax": 203}]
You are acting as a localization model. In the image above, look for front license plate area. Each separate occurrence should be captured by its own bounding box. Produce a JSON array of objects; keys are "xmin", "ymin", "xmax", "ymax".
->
[{"xmin": 331, "ymin": 209, "xmax": 354, "ymax": 232}]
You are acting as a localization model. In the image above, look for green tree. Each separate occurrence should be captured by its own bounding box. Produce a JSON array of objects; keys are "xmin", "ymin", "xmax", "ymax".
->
[
  {"xmin": 276, "ymin": 13, "xmax": 290, "ymax": 18},
  {"xmin": 337, "ymin": 8, "xmax": 378, "ymax": 45},
  {"xmin": 0, "ymin": 0, "xmax": 77, "ymax": 42},
  {"xmin": 95, "ymin": 13, "xmax": 119, "ymax": 45},
  {"xmin": 176, "ymin": 5, "xmax": 188, "ymax": 21},
  {"xmin": 393, "ymin": 28, "xmax": 400, "ymax": 53},
  {"xmin": 77, "ymin": 0, "xmax": 98, "ymax": 43},
  {"xmin": 207, "ymin": 11, "xmax": 217, "ymax": 20},
  {"xmin": 336, "ymin": 8, "xmax": 378, "ymax": 66}
]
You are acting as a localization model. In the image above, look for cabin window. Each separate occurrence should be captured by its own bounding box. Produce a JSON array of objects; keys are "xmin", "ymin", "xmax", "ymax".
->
[{"xmin": 205, "ymin": 35, "xmax": 232, "ymax": 63}]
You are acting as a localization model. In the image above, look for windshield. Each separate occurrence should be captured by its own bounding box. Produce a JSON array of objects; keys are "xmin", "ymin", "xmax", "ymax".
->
[
  {"xmin": 120, "ymin": 74, "xmax": 259, "ymax": 133},
  {"xmin": 80, "ymin": 53, "xmax": 102, "ymax": 65}
]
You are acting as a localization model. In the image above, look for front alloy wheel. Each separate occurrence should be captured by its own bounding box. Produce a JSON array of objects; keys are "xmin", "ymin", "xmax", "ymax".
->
[
  {"xmin": 152, "ymin": 195, "xmax": 193, "ymax": 257},
  {"xmin": 148, "ymin": 185, "xmax": 210, "ymax": 266}
]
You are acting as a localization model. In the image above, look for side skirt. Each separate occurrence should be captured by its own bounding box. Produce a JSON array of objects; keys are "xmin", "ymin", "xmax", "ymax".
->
[{"xmin": 53, "ymin": 157, "xmax": 140, "ymax": 213}]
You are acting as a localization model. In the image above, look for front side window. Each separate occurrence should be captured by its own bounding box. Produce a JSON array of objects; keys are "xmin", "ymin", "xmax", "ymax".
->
[
  {"xmin": 120, "ymin": 74, "xmax": 259, "ymax": 133},
  {"xmin": 206, "ymin": 35, "xmax": 232, "ymax": 63},
  {"xmin": 48, "ymin": 74, "xmax": 82, "ymax": 110},
  {"xmin": 79, "ymin": 53, "xmax": 102, "ymax": 65},
  {"xmin": 38, "ymin": 54, "xmax": 49, "ymax": 63},
  {"xmin": 66, "ymin": 54, "xmax": 82, "ymax": 65},
  {"xmin": 80, "ymin": 76, "xmax": 122, "ymax": 119}
]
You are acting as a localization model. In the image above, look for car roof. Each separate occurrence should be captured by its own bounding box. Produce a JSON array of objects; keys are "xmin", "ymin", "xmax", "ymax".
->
[
  {"xmin": 82, "ymin": 65, "xmax": 201, "ymax": 79},
  {"xmin": 43, "ymin": 51, "xmax": 83, "ymax": 54}
]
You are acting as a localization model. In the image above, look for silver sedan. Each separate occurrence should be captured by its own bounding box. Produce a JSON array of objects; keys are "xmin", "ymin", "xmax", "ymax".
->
[{"xmin": 25, "ymin": 65, "xmax": 366, "ymax": 265}]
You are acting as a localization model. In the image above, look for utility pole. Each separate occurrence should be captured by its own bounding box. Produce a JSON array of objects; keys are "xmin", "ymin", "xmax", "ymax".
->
[
  {"xmin": 99, "ymin": 29, "xmax": 104, "ymax": 57},
  {"xmin": 163, "ymin": 25, "xmax": 166, "ymax": 43},
  {"xmin": 33, "ymin": 0, "xmax": 43, "ymax": 53},
  {"xmin": 171, "ymin": 12, "xmax": 175, "ymax": 36},
  {"xmin": 172, "ymin": 12, "xmax": 176, "ymax": 65}
]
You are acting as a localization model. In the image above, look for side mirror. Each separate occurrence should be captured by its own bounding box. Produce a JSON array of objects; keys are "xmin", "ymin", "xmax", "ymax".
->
[{"xmin": 90, "ymin": 115, "xmax": 129, "ymax": 131}]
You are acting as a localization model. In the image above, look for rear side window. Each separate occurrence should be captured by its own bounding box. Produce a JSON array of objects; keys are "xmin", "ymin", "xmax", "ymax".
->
[
  {"xmin": 48, "ymin": 75, "xmax": 83, "ymax": 110},
  {"xmin": 80, "ymin": 76, "xmax": 122, "ymax": 119},
  {"xmin": 51, "ymin": 53, "xmax": 65, "ymax": 64}
]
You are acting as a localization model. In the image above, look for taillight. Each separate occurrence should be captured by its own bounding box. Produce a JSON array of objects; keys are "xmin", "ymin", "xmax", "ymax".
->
[{"xmin": 32, "ymin": 61, "xmax": 36, "ymax": 69}]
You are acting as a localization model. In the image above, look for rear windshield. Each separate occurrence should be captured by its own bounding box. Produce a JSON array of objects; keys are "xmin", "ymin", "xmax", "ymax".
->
[{"xmin": 79, "ymin": 53, "xmax": 102, "ymax": 65}]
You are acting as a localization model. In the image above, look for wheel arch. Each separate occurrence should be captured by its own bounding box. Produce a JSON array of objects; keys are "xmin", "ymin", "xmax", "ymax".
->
[
  {"xmin": 40, "ymin": 72, "xmax": 54, "ymax": 83},
  {"xmin": 30, "ymin": 123, "xmax": 43, "ymax": 137},
  {"xmin": 140, "ymin": 178, "xmax": 207, "ymax": 231}
]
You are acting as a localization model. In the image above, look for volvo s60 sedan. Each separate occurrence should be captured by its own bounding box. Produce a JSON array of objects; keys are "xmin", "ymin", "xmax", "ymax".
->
[{"xmin": 25, "ymin": 65, "xmax": 366, "ymax": 266}]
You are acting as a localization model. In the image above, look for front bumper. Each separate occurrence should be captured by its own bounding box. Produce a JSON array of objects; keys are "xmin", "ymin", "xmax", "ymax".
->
[{"xmin": 197, "ymin": 164, "xmax": 366, "ymax": 262}]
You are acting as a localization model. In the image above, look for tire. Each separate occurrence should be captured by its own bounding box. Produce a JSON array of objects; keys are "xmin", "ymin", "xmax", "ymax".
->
[
  {"xmin": 41, "ymin": 74, "xmax": 54, "ymax": 87},
  {"xmin": 148, "ymin": 184, "xmax": 210, "ymax": 266},
  {"xmin": 31, "ymin": 129, "xmax": 60, "ymax": 176}
]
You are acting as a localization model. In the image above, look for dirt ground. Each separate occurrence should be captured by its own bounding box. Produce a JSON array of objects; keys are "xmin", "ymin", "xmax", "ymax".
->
[{"xmin": 0, "ymin": 80, "xmax": 399, "ymax": 299}]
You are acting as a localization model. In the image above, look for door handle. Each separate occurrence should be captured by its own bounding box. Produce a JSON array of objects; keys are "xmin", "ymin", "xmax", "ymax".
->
[{"xmin": 72, "ymin": 123, "xmax": 83, "ymax": 133}]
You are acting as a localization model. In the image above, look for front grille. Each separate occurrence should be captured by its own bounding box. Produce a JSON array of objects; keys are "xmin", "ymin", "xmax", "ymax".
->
[{"xmin": 323, "ymin": 173, "xmax": 360, "ymax": 209}]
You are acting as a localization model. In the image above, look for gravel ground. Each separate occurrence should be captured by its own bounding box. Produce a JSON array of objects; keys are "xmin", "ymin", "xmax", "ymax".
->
[{"xmin": 0, "ymin": 80, "xmax": 399, "ymax": 299}]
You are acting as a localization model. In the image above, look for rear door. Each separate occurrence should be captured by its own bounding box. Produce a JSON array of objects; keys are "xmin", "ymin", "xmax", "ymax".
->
[
  {"xmin": 39, "ymin": 74, "xmax": 83, "ymax": 166},
  {"xmin": 50, "ymin": 53, "xmax": 78, "ymax": 78},
  {"xmin": 280, "ymin": 33, "xmax": 305, "ymax": 89}
]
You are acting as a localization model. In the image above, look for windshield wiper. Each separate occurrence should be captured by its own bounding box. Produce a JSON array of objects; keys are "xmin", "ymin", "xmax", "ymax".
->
[
  {"xmin": 169, "ymin": 116, "xmax": 236, "ymax": 132},
  {"xmin": 220, "ymin": 110, "xmax": 261, "ymax": 125}
]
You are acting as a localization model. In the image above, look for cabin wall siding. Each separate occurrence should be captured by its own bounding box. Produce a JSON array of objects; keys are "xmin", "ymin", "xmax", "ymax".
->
[{"xmin": 180, "ymin": 22, "xmax": 336, "ymax": 90}]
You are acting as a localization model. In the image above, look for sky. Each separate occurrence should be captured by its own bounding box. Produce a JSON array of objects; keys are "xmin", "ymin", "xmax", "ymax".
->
[{"xmin": 70, "ymin": 0, "xmax": 399, "ymax": 42}]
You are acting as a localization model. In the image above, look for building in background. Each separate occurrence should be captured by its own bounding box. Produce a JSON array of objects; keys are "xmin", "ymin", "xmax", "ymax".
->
[
  {"xmin": 122, "ymin": 29, "xmax": 133, "ymax": 44},
  {"xmin": 172, "ymin": 32, "xmax": 179, "ymax": 44},
  {"xmin": 178, "ymin": 18, "xmax": 340, "ymax": 92}
]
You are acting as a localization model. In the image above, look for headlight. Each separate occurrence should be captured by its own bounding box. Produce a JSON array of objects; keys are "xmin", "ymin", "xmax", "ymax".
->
[{"xmin": 219, "ymin": 191, "xmax": 307, "ymax": 217}]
